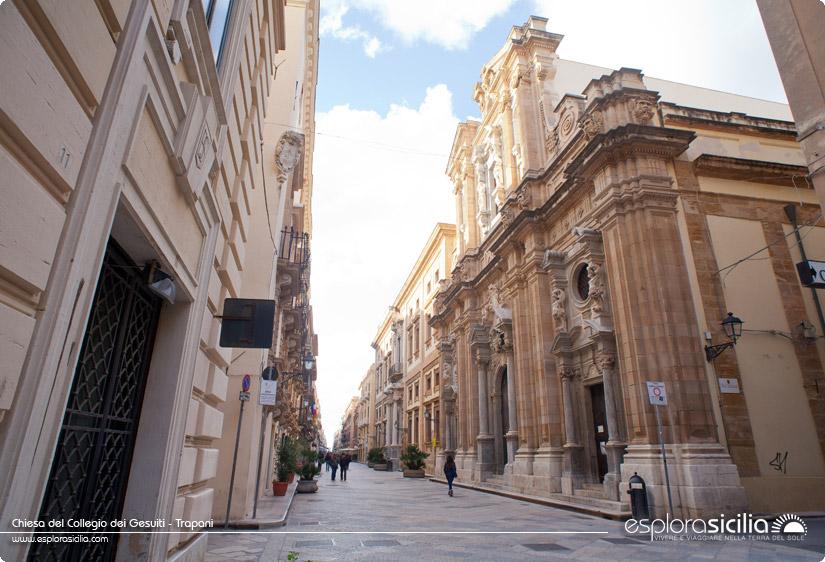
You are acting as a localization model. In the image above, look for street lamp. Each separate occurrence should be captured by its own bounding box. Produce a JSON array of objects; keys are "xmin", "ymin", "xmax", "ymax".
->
[
  {"xmin": 304, "ymin": 352, "xmax": 316, "ymax": 371},
  {"xmin": 705, "ymin": 312, "xmax": 744, "ymax": 361}
]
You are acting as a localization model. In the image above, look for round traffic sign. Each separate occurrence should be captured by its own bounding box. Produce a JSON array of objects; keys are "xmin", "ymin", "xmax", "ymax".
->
[{"xmin": 242, "ymin": 374, "xmax": 251, "ymax": 392}]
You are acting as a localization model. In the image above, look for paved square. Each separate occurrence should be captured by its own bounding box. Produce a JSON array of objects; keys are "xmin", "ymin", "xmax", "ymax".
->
[{"xmin": 206, "ymin": 463, "xmax": 825, "ymax": 561}]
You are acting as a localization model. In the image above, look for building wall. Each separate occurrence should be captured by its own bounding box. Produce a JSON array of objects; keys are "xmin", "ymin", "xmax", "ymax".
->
[
  {"xmin": 210, "ymin": 0, "xmax": 319, "ymax": 528},
  {"xmin": 0, "ymin": 0, "xmax": 317, "ymax": 559},
  {"xmin": 360, "ymin": 225, "xmax": 456, "ymax": 471},
  {"xmin": 431, "ymin": 16, "xmax": 825, "ymax": 517}
]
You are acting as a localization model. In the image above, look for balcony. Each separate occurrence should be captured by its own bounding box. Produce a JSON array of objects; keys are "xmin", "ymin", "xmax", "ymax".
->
[
  {"xmin": 278, "ymin": 226, "xmax": 310, "ymax": 268},
  {"xmin": 388, "ymin": 362, "xmax": 403, "ymax": 383}
]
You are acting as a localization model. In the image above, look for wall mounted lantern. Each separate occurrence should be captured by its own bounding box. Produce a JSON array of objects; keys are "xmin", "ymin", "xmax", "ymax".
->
[
  {"xmin": 705, "ymin": 312, "xmax": 744, "ymax": 362},
  {"xmin": 304, "ymin": 352, "xmax": 316, "ymax": 371}
]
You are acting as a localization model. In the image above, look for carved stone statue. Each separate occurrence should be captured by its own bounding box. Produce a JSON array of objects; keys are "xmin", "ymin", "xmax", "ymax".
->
[
  {"xmin": 551, "ymin": 287, "xmax": 567, "ymax": 332},
  {"xmin": 489, "ymin": 326, "xmax": 507, "ymax": 354},
  {"xmin": 588, "ymin": 261, "xmax": 605, "ymax": 312}
]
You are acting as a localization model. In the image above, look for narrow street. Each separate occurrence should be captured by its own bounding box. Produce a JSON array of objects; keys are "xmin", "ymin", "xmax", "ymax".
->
[{"xmin": 205, "ymin": 464, "xmax": 823, "ymax": 561}]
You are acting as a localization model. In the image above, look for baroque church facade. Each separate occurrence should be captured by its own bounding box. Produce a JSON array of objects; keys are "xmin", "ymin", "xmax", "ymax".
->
[{"xmin": 430, "ymin": 16, "xmax": 825, "ymax": 517}]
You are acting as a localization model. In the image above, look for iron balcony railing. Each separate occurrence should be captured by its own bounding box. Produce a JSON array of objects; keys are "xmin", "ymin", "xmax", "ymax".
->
[{"xmin": 279, "ymin": 227, "xmax": 310, "ymax": 268}]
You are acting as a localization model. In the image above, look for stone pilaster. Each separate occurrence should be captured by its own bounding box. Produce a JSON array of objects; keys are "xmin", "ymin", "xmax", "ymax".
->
[
  {"xmin": 597, "ymin": 355, "xmax": 625, "ymax": 501},
  {"xmin": 470, "ymin": 325, "xmax": 494, "ymax": 479}
]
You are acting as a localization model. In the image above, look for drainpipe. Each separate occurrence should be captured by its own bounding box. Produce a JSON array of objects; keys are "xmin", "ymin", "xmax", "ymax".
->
[{"xmin": 785, "ymin": 204, "xmax": 825, "ymax": 337}]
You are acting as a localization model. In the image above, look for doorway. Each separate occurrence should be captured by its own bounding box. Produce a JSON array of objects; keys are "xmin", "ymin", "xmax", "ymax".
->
[
  {"xmin": 29, "ymin": 241, "xmax": 162, "ymax": 562},
  {"xmin": 590, "ymin": 383, "xmax": 608, "ymax": 482}
]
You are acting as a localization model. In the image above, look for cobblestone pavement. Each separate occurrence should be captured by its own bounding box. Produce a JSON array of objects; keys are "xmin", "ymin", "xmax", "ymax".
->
[{"xmin": 206, "ymin": 463, "xmax": 825, "ymax": 561}]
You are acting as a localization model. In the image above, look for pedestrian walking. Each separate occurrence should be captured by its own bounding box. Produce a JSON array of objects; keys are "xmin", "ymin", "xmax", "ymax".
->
[
  {"xmin": 325, "ymin": 452, "xmax": 331, "ymax": 472},
  {"xmin": 444, "ymin": 455, "xmax": 457, "ymax": 497},
  {"xmin": 340, "ymin": 453, "xmax": 350, "ymax": 481},
  {"xmin": 330, "ymin": 454, "xmax": 339, "ymax": 481}
]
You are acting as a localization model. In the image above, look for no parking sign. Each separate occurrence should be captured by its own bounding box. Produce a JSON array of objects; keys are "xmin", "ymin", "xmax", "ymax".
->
[{"xmin": 646, "ymin": 381, "xmax": 667, "ymax": 406}]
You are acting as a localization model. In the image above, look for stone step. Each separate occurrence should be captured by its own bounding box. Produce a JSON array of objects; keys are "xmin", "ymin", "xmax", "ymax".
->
[
  {"xmin": 581, "ymin": 482, "xmax": 603, "ymax": 491},
  {"xmin": 574, "ymin": 486, "xmax": 606, "ymax": 499},
  {"xmin": 430, "ymin": 477, "xmax": 630, "ymax": 520}
]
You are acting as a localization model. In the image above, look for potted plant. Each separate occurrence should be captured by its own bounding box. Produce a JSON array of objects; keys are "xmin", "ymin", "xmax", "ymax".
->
[
  {"xmin": 273, "ymin": 437, "xmax": 296, "ymax": 496},
  {"xmin": 296, "ymin": 442, "xmax": 320, "ymax": 493},
  {"xmin": 368, "ymin": 447, "xmax": 387, "ymax": 471},
  {"xmin": 401, "ymin": 444, "xmax": 429, "ymax": 478}
]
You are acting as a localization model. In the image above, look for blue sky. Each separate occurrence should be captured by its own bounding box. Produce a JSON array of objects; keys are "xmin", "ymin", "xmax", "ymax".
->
[
  {"xmin": 311, "ymin": 0, "xmax": 788, "ymax": 438},
  {"xmin": 316, "ymin": 0, "xmax": 786, "ymax": 119}
]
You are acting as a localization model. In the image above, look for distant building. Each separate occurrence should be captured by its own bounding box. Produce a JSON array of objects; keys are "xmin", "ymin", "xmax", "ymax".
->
[
  {"xmin": 362, "ymin": 224, "xmax": 457, "ymax": 471},
  {"xmin": 430, "ymin": 16, "xmax": 825, "ymax": 518}
]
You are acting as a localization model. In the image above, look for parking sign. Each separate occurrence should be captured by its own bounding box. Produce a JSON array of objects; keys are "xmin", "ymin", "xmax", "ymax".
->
[{"xmin": 646, "ymin": 381, "xmax": 667, "ymax": 406}]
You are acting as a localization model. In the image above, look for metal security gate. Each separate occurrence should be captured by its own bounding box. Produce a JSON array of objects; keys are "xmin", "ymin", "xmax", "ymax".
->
[{"xmin": 29, "ymin": 242, "xmax": 162, "ymax": 562}]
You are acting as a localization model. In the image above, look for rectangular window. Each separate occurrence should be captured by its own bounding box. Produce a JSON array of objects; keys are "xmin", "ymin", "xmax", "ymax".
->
[{"xmin": 203, "ymin": 0, "xmax": 234, "ymax": 66}]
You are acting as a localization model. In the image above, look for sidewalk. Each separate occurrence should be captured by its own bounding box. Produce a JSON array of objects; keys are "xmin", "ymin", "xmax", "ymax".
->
[{"xmin": 226, "ymin": 480, "xmax": 299, "ymax": 529}]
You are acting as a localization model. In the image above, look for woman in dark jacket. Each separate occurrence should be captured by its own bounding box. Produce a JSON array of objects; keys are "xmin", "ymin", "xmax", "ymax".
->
[
  {"xmin": 444, "ymin": 455, "xmax": 457, "ymax": 496},
  {"xmin": 330, "ymin": 454, "xmax": 339, "ymax": 481}
]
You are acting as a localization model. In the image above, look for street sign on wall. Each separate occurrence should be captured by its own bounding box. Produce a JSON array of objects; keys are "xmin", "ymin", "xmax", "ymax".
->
[
  {"xmin": 796, "ymin": 260, "xmax": 825, "ymax": 288},
  {"xmin": 646, "ymin": 381, "xmax": 667, "ymax": 406},
  {"xmin": 259, "ymin": 380, "xmax": 277, "ymax": 406}
]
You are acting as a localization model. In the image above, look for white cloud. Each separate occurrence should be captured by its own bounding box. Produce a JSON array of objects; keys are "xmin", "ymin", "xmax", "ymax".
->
[
  {"xmin": 532, "ymin": 0, "xmax": 786, "ymax": 103},
  {"xmin": 311, "ymin": 85, "xmax": 458, "ymax": 438},
  {"xmin": 320, "ymin": 0, "xmax": 383, "ymax": 58},
  {"xmin": 352, "ymin": 0, "xmax": 517, "ymax": 50}
]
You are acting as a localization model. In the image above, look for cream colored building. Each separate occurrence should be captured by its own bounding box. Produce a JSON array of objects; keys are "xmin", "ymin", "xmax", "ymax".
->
[
  {"xmin": 430, "ymin": 16, "xmax": 825, "ymax": 518},
  {"xmin": 361, "ymin": 224, "xmax": 456, "ymax": 471},
  {"xmin": 0, "ymin": 0, "xmax": 319, "ymax": 560},
  {"xmin": 212, "ymin": 0, "xmax": 320, "ymax": 528},
  {"xmin": 356, "ymin": 366, "xmax": 376, "ymax": 461}
]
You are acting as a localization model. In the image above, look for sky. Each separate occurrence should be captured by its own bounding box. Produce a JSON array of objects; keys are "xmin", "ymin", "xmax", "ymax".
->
[{"xmin": 309, "ymin": 0, "xmax": 788, "ymax": 443}]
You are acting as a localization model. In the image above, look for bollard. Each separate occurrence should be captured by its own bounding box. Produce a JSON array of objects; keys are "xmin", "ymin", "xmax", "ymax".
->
[{"xmin": 627, "ymin": 472, "xmax": 650, "ymax": 520}]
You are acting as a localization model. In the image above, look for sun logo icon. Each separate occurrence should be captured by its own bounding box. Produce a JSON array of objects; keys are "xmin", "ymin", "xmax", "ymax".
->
[{"xmin": 771, "ymin": 514, "xmax": 808, "ymax": 535}]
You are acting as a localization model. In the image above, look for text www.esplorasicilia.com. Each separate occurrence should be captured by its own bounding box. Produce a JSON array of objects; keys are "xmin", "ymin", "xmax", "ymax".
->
[{"xmin": 11, "ymin": 535, "xmax": 109, "ymax": 544}]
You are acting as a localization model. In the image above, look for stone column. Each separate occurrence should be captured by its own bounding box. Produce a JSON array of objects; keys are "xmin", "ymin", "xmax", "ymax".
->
[
  {"xmin": 560, "ymin": 370, "xmax": 578, "ymax": 447},
  {"xmin": 598, "ymin": 355, "xmax": 625, "ymax": 501},
  {"xmin": 504, "ymin": 352, "xmax": 518, "ymax": 465},
  {"xmin": 559, "ymin": 366, "xmax": 584, "ymax": 495},
  {"xmin": 475, "ymin": 348, "xmax": 494, "ymax": 478},
  {"xmin": 500, "ymin": 92, "xmax": 518, "ymax": 191},
  {"xmin": 454, "ymin": 182, "xmax": 465, "ymax": 254},
  {"xmin": 384, "ymin": 410, "xmax": 391, "ymax": 447}
]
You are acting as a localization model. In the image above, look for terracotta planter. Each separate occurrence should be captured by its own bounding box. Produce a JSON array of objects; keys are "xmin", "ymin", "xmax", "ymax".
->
[
  {"xmin": 296, "ymin": 479, "xmax": 318, "ymax": 493},
  {"xmin": 372, "ymin": 463, "xmax": 388, "ymax": 471},
  {"xmin": 272, "ymin": 481, "xmax": 289, "ymax": 496},
  {"xmin": 403, "ymin": 469, "xmax": 425, "ymax": 478}
]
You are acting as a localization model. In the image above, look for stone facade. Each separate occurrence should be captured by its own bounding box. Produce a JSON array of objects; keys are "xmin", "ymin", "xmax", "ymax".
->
[
  {"xmin": 358, "ymin": 225, "xmax": 456, "ymax": 471},
  {"xmin": 430, "ymin": 16, "xmax": 825, "ymax": 518},
  {"xmin": 0, "ymin": 0, "xmax": 319, "ymax": 559},
  {"xmin": 213, "ymin": 0, "xmax": 321, "ymax": 527}
]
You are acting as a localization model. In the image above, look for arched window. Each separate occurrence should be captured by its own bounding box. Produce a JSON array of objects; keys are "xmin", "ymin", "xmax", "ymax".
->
[{"xmin": 576, "ymin": 264, "xmax": 590, "ymax": 300}]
